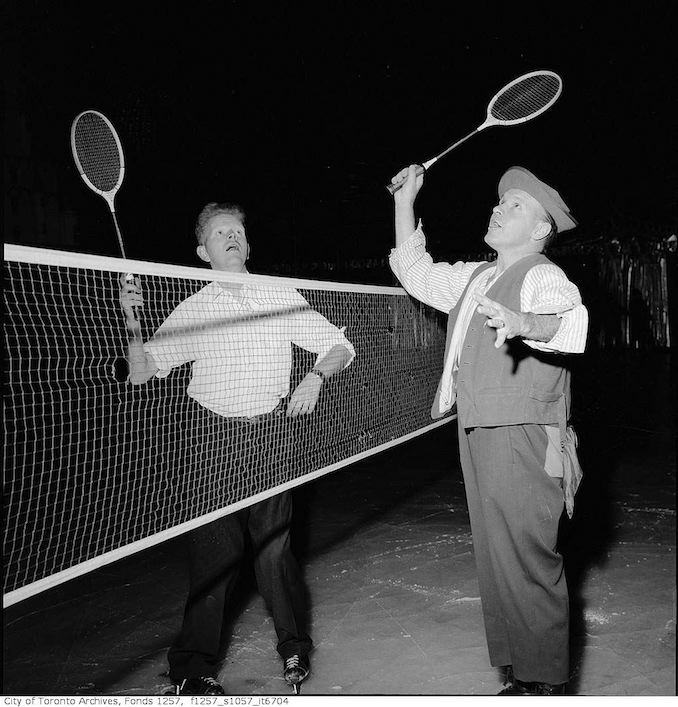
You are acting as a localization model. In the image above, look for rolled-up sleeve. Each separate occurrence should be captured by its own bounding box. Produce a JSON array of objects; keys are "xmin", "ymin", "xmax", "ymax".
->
[
  {"xmin": 144, "ymin": 303, "xmax": 197, "ymax": 378},
  {"xmin": 389, "ymin": 223, "xmax": 482, "ymax": 313},
  {"xmin": 287, "ymin": 291, "xmax": 356, "ymax": 369},
  {"xmin": 521, "ymin": 264, "xmax": 588, "ymax": 354}
]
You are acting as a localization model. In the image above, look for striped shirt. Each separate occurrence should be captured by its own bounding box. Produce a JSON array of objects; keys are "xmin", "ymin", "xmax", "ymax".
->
[
  {"xmin": 390, "ymin": 226, "xmax": 588, "ymax": 478},
  {"xmin": 389, "ymin": 225, "xmax": 588, "ymax": 354},
  {"xmin": 144, "ymin": 280, "xmax": 355, "ymax": 418}
]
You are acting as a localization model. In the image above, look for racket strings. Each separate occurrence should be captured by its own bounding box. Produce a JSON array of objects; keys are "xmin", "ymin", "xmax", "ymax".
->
[
  {"xmin": 73, "ymin": 113, "xmax": 121, "ymax": 192},
  {"xmin": 490, "ymin": 74, "xmax": 561, "ymax": 122}
]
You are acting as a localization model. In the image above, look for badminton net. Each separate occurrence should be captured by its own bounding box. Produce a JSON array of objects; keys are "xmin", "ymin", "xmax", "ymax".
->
[{"xmin": 3, "ymin": 244, "xmax": 455, "ymax": 606}]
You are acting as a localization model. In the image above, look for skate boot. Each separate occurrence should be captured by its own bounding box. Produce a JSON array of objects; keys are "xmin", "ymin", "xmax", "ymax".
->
[{"xmin": 283, "ymin": 654, "xmax": 309, "ymax": 694}]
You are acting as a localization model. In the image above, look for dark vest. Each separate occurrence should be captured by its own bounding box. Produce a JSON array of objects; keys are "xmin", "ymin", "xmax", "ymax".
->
[{"xmin": 431, "ymin": 253, "xmax": 571, "ymax": 430}]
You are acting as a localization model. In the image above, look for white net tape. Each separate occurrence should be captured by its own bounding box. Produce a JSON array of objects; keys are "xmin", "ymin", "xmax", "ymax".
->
[{"xmin": 3, "ymin": 244, "xmax": 455, "ymax": 606}]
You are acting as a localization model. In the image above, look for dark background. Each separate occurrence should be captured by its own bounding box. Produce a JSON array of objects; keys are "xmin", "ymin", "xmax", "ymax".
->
[{"xmin": 4, "ymin": 2, "xmax": 677, "ymax": 277}]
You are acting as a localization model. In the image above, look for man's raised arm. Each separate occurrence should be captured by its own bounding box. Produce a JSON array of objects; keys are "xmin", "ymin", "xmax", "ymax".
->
[{"xmin": 392, "ymin": 164, "xmax": 424, "ymax": 247}]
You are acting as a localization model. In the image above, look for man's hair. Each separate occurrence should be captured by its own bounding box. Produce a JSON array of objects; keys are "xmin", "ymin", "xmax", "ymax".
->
[
  {"xmin": 195, "ymin": 202, "xmax": 246, "ymax": 244},
  {"xmin": 540, "ymin": 210, "xmax": 558, "ymax": 251}
]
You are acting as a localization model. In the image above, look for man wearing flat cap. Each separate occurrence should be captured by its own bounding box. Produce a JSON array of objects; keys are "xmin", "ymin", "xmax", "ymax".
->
[{"xmin": 388, "ymin": 165, "xmax": 588, "ymax": 696}]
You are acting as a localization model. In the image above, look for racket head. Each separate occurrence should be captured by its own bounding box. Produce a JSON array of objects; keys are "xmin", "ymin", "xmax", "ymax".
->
[
  {"xmin": 484, "ymin": 70, "xmax": 562, "ymax": 127},
  {"xmin": 70, "ymin": 110, "xmax": 125, "ymax": 200}
]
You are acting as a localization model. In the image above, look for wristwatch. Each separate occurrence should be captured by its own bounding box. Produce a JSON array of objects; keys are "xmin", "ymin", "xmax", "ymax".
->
[{"xmin": 311, "ymin": 368, "xmax": 328, "ymax": 382}]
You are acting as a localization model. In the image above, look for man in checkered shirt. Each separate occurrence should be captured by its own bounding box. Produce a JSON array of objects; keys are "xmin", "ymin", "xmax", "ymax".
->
[{"xmin": 121, "ymin": 202, "xmax": 354, "ymax": 695}]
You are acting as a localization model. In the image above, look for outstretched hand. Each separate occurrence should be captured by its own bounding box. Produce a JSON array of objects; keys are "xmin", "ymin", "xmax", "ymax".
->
[
  {"xmin": 287, "ymin": 373, "xmax": 323, "ymax": 417},
  {"xmin": 473, "ymin": 293, "xmax": 527, "ymax": 349}
]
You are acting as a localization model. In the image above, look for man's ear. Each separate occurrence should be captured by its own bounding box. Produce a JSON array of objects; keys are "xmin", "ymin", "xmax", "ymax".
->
[
  {"xmin": 532, "ymin": 221, "xmax": 552, "ymax": 242},
  {"xmin": 196, "ymin": 244, "xmax": 210, "ymax": 263}
]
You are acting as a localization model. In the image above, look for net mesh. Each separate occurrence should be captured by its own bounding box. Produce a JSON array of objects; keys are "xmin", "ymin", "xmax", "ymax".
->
[
  {"xmin": 3, "ymin": 247, "xmax": 453, "ymax": 602},
  {"xmin": 73, "ymin": 112, "xmax": 122, "ymax": 193},
  {"xmin": 490, "ymin": 73, "xmax": 560, "ymax": 123}
]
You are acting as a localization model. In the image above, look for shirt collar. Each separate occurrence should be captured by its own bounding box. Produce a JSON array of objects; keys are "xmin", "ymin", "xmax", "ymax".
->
[{"xmin": 207, "ymin": 270, "xmax": 259, "ymax": 301}]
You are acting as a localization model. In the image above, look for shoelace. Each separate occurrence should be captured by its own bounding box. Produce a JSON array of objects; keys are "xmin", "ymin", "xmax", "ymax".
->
[
  {"xmin": 176, "ymin": 676, "xmax": 221, "ymax": 694},
  {"xmin": 201, "ymin": 677, "xmax": 221, "ymax": 688},
  {"xmin": 285, "ymin": 655, "xmax": 303, "ymax": 670}
]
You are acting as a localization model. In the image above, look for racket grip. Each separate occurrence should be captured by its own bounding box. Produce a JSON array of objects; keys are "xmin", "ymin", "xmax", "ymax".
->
[
  {"xmin": 386, "ymin": 165, "xmax": 426, "ymax": 195},
  {"xmin": 125, "ymin": 272, "xmax": 140, "ymax": 322}
]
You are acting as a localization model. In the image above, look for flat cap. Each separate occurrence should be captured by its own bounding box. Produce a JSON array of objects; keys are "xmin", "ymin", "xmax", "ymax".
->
[{"xmin": 498, "ymin": 166, "xmax": 577, "ymax": 232}]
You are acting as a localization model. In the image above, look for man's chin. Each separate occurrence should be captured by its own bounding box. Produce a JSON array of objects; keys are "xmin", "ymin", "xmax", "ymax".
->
[{"xmin": 212, "ymin": 256, "xmax": 246, "ymax": 272}]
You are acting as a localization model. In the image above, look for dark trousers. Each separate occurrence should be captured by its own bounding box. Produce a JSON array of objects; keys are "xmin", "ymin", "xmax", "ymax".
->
[
  {"xmin": 168, "ymin": 491, "xmax": 312, "ymax": 680},
  {"xmin": 457, "ymin": 420, "xmax": 569, "ymax": 685},
  {"xmin": 166, "ymin": 404, "xmax": 313, "ymax": 681}
]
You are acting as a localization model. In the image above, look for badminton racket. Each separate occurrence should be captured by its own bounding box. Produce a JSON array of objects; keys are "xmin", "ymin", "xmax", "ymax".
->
[
  {"xmin": 71, "ymin": 110, "xmax": 139, "ymax": 316},
  {"xmin": 387, "ymin": 70, "xmax": 562, "ymax": 194},
  {"xmin": 71, "ymin": 110, "xmax": 128, "ymax": 255},
  {"xmin": 71, "ymin": 110, "xmax": 140, "ymax": 380}
]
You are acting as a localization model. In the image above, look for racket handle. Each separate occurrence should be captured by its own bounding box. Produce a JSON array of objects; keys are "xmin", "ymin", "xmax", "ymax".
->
[
  {"xmin": 125, "ymin": 272, "xmax": 140, "ymax": 322},
  {"xmin": 386, "ymin": 164, "xmax": 426, "ymax": 195}
]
